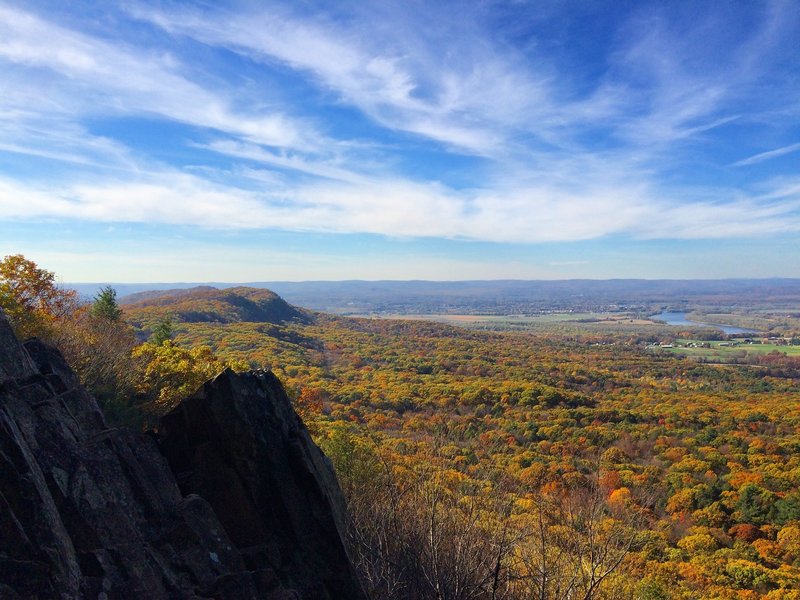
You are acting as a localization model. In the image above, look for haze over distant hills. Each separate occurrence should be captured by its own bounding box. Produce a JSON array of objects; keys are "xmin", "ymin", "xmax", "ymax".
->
[{"xmin": 67, "ymin": 279, "xmax": 800, "ymax": 315}]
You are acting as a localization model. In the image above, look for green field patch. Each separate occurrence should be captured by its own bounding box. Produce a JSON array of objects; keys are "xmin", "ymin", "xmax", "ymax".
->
[
  {"xmin": 657, "ymin": 338, "xmax": 800, "ymax": 360},
  {"xmin": 365, "ymin": 312, "xmax": 673, "ymax": 332}
]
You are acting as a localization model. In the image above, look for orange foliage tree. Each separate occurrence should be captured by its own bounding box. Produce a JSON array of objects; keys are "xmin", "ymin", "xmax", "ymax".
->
[{"xmin": 0, "ymin": 254, "xmax": 77, "ymax": 338}]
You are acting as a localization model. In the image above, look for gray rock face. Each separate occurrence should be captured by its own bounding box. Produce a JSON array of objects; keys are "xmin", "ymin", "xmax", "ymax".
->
[
  {"xmin": 0, "ymin": 311, "xmax": 364, "ymax": 599},
  {"xmin": 0, "ymin": 312, "xmax": 36, "ymax": 383},
  {"xmin": 160, "ymin": 369, "xmax": 365, "ymax": 600}
]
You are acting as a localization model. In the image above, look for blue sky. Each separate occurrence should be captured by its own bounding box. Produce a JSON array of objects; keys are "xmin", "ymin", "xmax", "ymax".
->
[{"xmin": 1, "ymin": 0, "xmax": 799, "ymax": 282}]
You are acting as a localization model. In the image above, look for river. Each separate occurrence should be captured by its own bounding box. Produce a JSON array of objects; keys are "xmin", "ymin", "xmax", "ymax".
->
[{"xmin": 651, "ymin": 311, "xmax": 759, "ymax": 335}]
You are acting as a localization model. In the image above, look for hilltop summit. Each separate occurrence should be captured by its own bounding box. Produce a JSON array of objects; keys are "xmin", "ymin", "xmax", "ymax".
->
[{"xmin": 124, "ymin": 286, "xmax": 311, "ymax": 325}]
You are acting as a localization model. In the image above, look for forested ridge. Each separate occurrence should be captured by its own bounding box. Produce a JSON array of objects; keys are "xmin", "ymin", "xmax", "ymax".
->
[{"xmin": 3, "ymin": 256, "xmax": 800, "ymax": 599}]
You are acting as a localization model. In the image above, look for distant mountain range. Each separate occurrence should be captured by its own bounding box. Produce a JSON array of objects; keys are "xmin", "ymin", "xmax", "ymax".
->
[{"xmin": 68, "ymin": 278, "xmax": 800, "ymax": 315}]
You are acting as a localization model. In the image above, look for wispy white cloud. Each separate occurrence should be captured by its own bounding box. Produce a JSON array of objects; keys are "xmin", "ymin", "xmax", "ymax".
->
[
  {"xmin": 129, "ymin": 0, "xmax": 800, "ymax": 159},
  {"xmin": 0, "ymin": 117, "xmax": 139, "ymax": 171},
  {"xmin": 3, "ymin": 168, "xmax": 799, "ymax": 243},
  {"xmin": 0, "ymin": 5, "xmax": 317, "ymax": 150},
  {"xmin": 127, "ymin": 1, "xmax": 558, "ymax": 155},
  {"xmin": 198, "ymin": 140, "xmax": 371, "ymax": 185},
  {"xmin": 733, "ymin": 142, "xmax": 800, "ymax": 167}
]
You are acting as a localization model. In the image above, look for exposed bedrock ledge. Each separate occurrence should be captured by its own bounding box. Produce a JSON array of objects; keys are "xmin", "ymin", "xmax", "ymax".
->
[
  {"xmin": 159, "ymin": 369, "xmax": 364, "ymax": 600},
  {"xmin": 0, "ymin": 311, "xmax": 364, "ymax": 599}
]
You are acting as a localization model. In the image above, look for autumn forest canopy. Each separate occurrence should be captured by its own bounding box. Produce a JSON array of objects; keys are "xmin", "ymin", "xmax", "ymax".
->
[{"xmin": 2, "ymin": 254, "xmax": 800, "ymax": 599}]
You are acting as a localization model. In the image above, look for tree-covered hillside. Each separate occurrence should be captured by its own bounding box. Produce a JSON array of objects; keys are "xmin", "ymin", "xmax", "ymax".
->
[
  {"xmin": 125, "ymin": 286, "xmax": 800, "ymax": 599},
  {"xmin": 125, "ymin": 285, "xmax": 310, "ymax": 329}
]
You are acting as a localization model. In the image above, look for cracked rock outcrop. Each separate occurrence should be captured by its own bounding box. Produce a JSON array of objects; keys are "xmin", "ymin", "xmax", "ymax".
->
[{"xmin": 0, "ymin": 311, "xmax": 364, "ymax": 600}]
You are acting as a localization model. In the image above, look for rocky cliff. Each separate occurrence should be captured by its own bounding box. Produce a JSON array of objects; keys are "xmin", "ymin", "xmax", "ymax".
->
[{"xmin": 0, "ymin": 311, "xmax": 364, "ymax": 600}]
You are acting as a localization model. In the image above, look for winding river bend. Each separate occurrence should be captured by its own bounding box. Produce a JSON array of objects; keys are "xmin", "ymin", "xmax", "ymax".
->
[{"xmin": 651, "ymin": 311, "xmax": 759, "ymax": 335}]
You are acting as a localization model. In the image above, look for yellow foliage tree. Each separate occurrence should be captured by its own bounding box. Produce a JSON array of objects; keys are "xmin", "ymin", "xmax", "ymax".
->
[
  {"xmin": 677, "ymin": 532, "xmax": 718, "ymax": 554},
  {"xmin": 778, "ymin": 525, "xmax": 800, "ymax": 563},
  {"xmin": 133, "ymin": 341, "xmax": 248, "ymax": 411},
  {"xmin": 608, "ymin": 486, "xmax": 634, "ymax": 514},
  {"xmin": 0, "ymin": 254, "xmax": 77, "ymax": 338}
]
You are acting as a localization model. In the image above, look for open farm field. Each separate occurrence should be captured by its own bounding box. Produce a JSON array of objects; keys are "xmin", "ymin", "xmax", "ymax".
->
[
  {"xmin": 687, "ymin": 311, "xmax": 800, "ymax": 335},
  {"xmin": 366, "ymin": 311, "xmax": 682, "ymax": 334},
  {"xmin": 660, "ymin": 339, "xmax": 800, "ymax": 361}
]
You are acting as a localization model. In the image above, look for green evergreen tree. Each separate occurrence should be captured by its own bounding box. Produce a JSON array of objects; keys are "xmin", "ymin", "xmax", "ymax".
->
[
  {"xmin": 776, "ymin": 491, "xmax": 800, "ymax": 525},
  {"xmin": 736, "ymin": 483, "xmax": 778, "ymax": 526},
  {"xmin": 90, "ymin": 286, "xmax": 122, "ymax": 321},
  {"xmin": 150, "ymin": 317, "xmax": 174, "ymax": 346}
]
